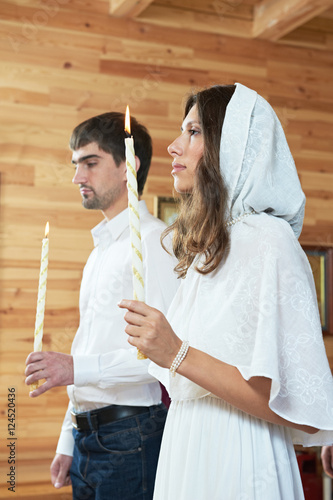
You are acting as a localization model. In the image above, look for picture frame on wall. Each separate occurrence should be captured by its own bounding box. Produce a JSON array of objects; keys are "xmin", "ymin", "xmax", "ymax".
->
[
  {"xmin": 303, "ymin": 247, "xmax": 333, "ymax": 335},
  {"xmin": 154, "ymin": 196, "xmax": 178, "ymax": 227}
]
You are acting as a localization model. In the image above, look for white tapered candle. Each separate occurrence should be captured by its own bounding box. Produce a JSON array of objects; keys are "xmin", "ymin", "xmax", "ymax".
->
[
  {"xmin": 30, "ymin": 222, "xmax": 49, "ymax": 390},
  {"xmin": 125, "ymin": 106, "xmax": 146, "ymax": 360}
]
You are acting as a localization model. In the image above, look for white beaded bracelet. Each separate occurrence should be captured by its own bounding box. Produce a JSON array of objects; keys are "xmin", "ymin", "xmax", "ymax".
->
[{"xmin": 170, "ymin": 341, "xmax": 190, "ymax": 377}]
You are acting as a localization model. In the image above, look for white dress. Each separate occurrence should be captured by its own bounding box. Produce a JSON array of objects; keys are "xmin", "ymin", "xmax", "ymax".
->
[
  {"xmin": 154, "ymin": 397, "xmax": 304, "ymax": 500},
  {"xmin": 150, "ymin": 214, "xmax": 333, "ymax": 500},
  {"xmin": 150, "ymin": 84, "xmax": 333, "ymax": 499}
]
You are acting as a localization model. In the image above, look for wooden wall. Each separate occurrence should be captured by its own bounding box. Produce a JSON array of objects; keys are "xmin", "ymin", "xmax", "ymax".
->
[{"xmin": 0, "ymin": 1, "xmax": 333, "ymax": 498}]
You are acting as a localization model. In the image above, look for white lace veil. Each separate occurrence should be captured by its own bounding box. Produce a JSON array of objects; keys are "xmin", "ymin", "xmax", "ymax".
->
[{"xmin": 221, "ymin": 83, "xmax": 305, "ymax": 238}]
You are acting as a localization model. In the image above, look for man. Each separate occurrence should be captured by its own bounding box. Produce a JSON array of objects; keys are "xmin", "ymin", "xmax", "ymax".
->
[{"xmin": 25, "ymin": 112, "xmax": 179, "ymax": 500}]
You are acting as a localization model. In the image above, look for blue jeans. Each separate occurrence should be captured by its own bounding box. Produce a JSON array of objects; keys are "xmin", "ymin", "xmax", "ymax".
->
[{"xmin": 70, "ymin": 404, "xmax": 167, "ymax": 500}]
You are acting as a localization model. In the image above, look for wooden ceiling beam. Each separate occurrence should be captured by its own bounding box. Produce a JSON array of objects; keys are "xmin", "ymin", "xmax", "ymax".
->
[
  {"xmin": 135, "ymin": 4, "xmax": 253, "ymax": 38},
  {"xmin": 253, "ymin": 0, "xmax": 333, "ymax": 41},
  {"xmin": 109, "ymin": 0, "xmax": 155, "ymax": 18}
]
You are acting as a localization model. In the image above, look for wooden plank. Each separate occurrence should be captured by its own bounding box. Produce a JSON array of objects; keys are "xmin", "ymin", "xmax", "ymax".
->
[
  {"xmin": 300, "ymin": 226, "xmax": 333, "ymax": 247},
  {"xmin": 0, "ymin": 87, "xmax": 48, "ymax": 106},
  {"xmin": 0, "ymin": 306, "xmax": 80, "ymax": 329},
  {"xmin": 109, "ymin": 0, "xmax": 155, "ymax": 17},
  {"xmin": 253, "ymin": 0, "xmax": 333, "ymax": 41},
  {"xmin": 100, "ymin": 58, "xmax": 210, "ymax": 87},
  {"xmin": 280, "ymin": 27, "xmax": 329, "ymax": 50},
  {"xmin": 300, "ymin": 171, "xmax": 333, "ymax": 191},
  {"xmin": 2, "ymin": 288, "xmax": 78, "ymax": 309},
  {"xmin": 296, "ymin": 159, "xmax": 333, "ymax": 174},
  {"xmin": 0, "ymin": 0, "xmax": 109, "ymax": 13},
  {"xmin": 269, "ymin": 95, "xmax": 333, "ymax": 117},
  {"xmin": 0, "ymin": 163, "xmax": 34, "ymax": 185},
  {"xmin": 299, "ymin": 10, "xmax": 333, "ymax": 31}
]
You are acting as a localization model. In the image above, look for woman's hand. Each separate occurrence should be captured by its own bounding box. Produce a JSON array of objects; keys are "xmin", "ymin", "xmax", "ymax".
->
[{"xmin": 118, "ymin": 300, "xmax": 182, "ymax": 368}]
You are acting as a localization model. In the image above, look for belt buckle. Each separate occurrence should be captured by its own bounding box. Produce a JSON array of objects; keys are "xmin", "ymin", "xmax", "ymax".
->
[{"xmin": 70, "ymin": 410, "xmax": 78, "ymax": 430}]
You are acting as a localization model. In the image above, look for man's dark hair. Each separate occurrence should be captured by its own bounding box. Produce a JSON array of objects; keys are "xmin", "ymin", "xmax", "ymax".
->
[{"xmin": 69, "ymin": 112, "xmax": 152, "ymax": 195}]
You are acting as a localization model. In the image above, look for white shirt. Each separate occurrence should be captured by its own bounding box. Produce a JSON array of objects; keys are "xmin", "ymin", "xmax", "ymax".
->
[{"xmin": 57, "ymin": 201, "xmax": 179, "ymax": 456}]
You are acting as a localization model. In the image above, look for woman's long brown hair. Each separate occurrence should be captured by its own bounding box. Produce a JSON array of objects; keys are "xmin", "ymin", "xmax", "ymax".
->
[{"xmin": 162, "ymin": 85, "xmax": 236, "ymax": 279}]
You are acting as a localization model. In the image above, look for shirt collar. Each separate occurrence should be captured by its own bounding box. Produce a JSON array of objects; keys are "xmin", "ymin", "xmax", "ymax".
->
[{"xmin": 91, "ymin": 200, "xmax": 149, "ymax": 247}]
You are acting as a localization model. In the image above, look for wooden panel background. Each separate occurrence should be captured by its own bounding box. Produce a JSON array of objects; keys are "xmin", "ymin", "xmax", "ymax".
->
[{"xmin": 0, "ymin": 0, "xmax": 333, "ymax": 497}]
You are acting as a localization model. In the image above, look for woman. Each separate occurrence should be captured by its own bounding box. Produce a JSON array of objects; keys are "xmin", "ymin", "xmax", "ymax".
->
[{"xmin": 119, "ymin": 83, "xmax": 333, "ymax": 499}]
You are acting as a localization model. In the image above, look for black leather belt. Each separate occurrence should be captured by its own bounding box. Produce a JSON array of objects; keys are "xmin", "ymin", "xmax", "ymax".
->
[{"xmin": 71, "ymin": 404, "xmax": 150, "ymax": 431}]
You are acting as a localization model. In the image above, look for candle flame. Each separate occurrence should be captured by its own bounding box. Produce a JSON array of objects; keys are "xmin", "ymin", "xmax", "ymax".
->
[
  {"xmin": 45, "ymin": 221, "xmax": 49, "ymax": 238},
  {"xmin": 125, "ymin": 105, "xmax": 131, "ymax": 135}
]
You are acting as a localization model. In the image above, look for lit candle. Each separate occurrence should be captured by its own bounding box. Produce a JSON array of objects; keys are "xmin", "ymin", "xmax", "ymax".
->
[
  {"xmin": 31, "ymin": 222, "xmax": 49, "ymax": 390},
  {"xmin": 125, "ymin": 106, "xmax": 146, "ymax": 360}
]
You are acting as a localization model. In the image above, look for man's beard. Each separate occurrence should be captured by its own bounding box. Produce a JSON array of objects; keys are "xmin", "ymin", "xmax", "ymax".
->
[{"xmin": 81, "ymin": 185, "xmax": 122, "ymax": 211}]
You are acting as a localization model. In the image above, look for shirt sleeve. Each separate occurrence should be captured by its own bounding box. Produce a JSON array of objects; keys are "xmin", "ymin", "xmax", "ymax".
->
[
  {"xmin": 56, "ymin": 403, "xmax": 75, "ymax": 457},
  {"xmin": 74, "ymin": 348, "xmax": 155, "ymax": 387}
]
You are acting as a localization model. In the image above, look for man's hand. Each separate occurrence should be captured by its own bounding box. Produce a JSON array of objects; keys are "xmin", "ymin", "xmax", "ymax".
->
[
  {"xmin": 321, "ymin": 445, "xmax": 333, "ymax": 478},
  {"xmin": 25, "ymin": 351, "xmax": 74, "ymax": 397},
  {"xmin": 50, "ymin": 453, "xmax": 73, "ymax": 488}
]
